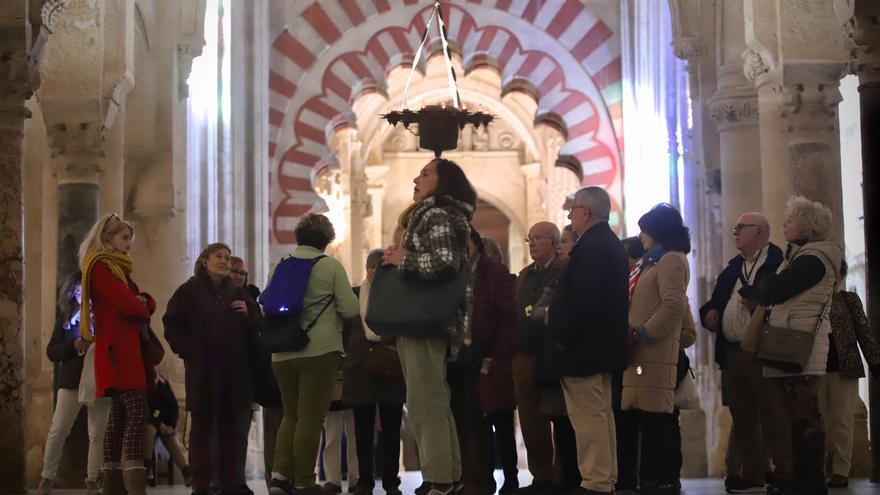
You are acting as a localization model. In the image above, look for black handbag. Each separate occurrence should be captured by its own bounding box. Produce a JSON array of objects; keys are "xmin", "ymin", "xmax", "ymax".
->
[
  {"xmin": 259, "ymin": 294, "xmax": 335, "ymax": 353},
  {"xmin": 756, "ymin": 296, "xmax": 832, "ymax": 373},
  {"xmin": 365, "ymin": 263, "xmax": 471, "ymax": 338}
]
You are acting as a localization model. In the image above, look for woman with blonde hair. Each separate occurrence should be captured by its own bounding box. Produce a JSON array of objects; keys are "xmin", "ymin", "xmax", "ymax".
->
[
  {"xmin": 79, "ymin": 213, "xmax": 156, "ymax": 495},
  {"xmin": 757, "ymin": 196, "xmax": 841, "ymax": 495},
  {"xmin": 163, "ymin": 242, "xmax": 262, "ymax": 495}
]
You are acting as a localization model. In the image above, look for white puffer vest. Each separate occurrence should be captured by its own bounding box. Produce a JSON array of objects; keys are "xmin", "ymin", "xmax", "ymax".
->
[{"xmin": 764, "ymin": 241, "xmax": 840, "ymax": 378}]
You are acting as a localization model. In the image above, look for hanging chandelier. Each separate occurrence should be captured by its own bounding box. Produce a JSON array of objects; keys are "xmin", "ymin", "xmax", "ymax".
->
[{"xmin": 380, "ymin": 2, "xmax": 495, "ymax": 157}]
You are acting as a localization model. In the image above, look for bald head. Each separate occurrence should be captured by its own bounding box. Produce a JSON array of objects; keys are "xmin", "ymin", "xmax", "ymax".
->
[
  {"xmin": 527, "ymin": 221, "xmax": 560, "ymax": 266},
  {"xmin": 734, "ymin": 212, "xmax": 770, "ymax": 256}
]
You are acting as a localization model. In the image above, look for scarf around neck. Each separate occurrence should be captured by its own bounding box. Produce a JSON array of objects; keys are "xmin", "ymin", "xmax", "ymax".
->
[{"xmin": 80, "ymin": 251, "xmax": 133, "ymax": 341}]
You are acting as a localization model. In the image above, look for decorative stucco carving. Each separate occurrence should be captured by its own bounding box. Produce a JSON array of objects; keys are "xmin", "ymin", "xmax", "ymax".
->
[
  {"xmin": 781, "ymin": 83, "xmax": 842, "ymax": 136},
  {"xmin": 672, "ymin": 37, "xmax": 705, "ymax": 61},
  {"xmin": 29, "ymin": 0, "xmax": 72, "ymax": 67},
  {"xmin": 743, "ymin": 48, "xmax": 772, "ymax": 83},
  {"xmin": 707, "ymin": 95, "xmax": 759, "ymax": 129}
]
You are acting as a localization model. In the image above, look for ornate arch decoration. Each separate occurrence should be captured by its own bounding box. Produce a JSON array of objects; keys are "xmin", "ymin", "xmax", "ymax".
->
[{"xmin": 268, "ymin": 1, "xmax": 623, "ymax": 245}]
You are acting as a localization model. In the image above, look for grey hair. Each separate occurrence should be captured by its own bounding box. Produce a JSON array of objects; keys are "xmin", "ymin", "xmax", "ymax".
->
[
  {"xmin": 786, "ymin": 196, "xmax": 832, "ymax": 242},
  {"xmin": 365, "ymin": 248, "xmax": 384, "ymax": 269},
  {"xmin": 573, "ymin": 186, "xmax": 611, "ymax": 221}
]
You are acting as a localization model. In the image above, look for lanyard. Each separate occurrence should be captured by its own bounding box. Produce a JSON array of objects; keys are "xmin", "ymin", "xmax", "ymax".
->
[{"xmin": 740, "ymin": 246, "xmax": 764, "ymax": 286}]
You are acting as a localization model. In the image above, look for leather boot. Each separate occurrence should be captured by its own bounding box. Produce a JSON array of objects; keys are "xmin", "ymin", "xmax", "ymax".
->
[
  {"xmin": 102, "ymin": 466, "xmax": 127, "ymax": 495},
  {"xmin": 121, "ymin": 462, "xmax": 146, "ymax": 495}
]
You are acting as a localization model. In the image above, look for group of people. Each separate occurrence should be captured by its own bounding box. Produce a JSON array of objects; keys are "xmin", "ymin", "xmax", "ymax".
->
[{"xmin": 34, "ymin": 157, "xmax": 876, "ymax": 495}]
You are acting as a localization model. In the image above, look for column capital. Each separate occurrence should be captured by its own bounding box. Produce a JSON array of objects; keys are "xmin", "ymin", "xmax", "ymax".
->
[
  {"xmin": 47, "ymin": 121, "xmax": 105, "ymax": 183},
  {"xmin": 743, "ymin": 48, "xmax": 775, "ymax": 86},
  {"xmin": 848, "ymin": 10, "xmax": 880, "ymax": 84},
  {"xmin": 781, "ymin": 80, "xmax": 843, "ymax": 138}
]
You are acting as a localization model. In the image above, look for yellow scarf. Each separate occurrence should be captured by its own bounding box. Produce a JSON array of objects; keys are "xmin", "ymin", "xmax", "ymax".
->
[
  {"xmin": 397, "ymin": 199, "xmax": 426, "ymax": 230},
  {"xmin": 80, "ymin": 251, "xmax": 133, "ymax": 341}
]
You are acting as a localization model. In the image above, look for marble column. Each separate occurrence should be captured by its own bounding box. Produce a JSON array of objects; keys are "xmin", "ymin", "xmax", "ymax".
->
[
  {"xmin": 849, "ymin": 1, "xmax": 880, "ymax": 479},
  {"xmin": 0, "ymin": 36, "xmax": 32, "ymax": 495},
  {"xmin": 48, "ymin": 123, "xmax": 103, "ymax": 285},
  {"xmin": 708, "ymin": 66, "xmax": 761, "ymax": 260}
]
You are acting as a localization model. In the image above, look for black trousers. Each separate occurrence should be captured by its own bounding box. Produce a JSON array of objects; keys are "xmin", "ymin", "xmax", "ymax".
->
[
  {"xmin": 486, "ymin": 411, "xmax": 519, "ymax": 482},
  {"xmin": 550, "ymin": 415, "xmax": 580, "ymax": 490},
  {"xmin": 615, "ymin": 409, "xmax": 679, "ymax": 489},
  {"xmin": 352, "ymin": 403, "xmax": 403, "ymax": 490}
]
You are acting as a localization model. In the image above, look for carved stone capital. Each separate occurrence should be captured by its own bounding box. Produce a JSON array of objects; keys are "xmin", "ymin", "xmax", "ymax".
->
[
  {"xmin": 743, "ymin": 48, "xmax": 772, "ymax": 84},
  {"xmin": 781, "ymin": 82, "xmax": 842, "ymax": 138},
  {"xmin": 707, "ymin": 93, "xmax": 759, "ymax": 130},
  {"xmin": 177, "ymin": 40, "xmax": 204, "ymax": 100},
  {"xmin": 47, "ymin": 121, "xmax": 105, "ymax": 183},
  {"xmin": 704, "ymin": 168, "xmax": 721, "ymax": 195},
  {"xmin": 848, "ymin": 12, "xmax": 880, "ymax": 84},
  {"xmin": 672, "ymin": 36, "xmax": 704, "ymax": 62}
]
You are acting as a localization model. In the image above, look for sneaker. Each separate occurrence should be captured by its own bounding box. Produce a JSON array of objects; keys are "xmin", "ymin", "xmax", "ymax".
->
[
  {"xmin": 37, "ymin": 478, "xmax": 53, "ymax": 495},
  {"xmin": 827, "ymin": 475, "xmax": 848, "ymax": 488},
  {"xmin": 499, "ymin": 478, "xmax": 519, "ymax": 495},
  {"xmin": 518, "ymin": 481, "xmax": 554, "ymax": 495},
  {"xmin": 724, "ymin": 477, "xmax": 766, "ymax": 494},
  {"xmin": 322, "ymin": 483, "xmax": 343, "ymax": 493},
  {"xmin": 269, "ymin": 478, "xmax": 294, "ymax": 495},
  {"xmin": 425, "ymin": 483, "xmax": 454, "ymax": 495},
  {"xmin": 85, "ymin": 480, "xmax": 101, "ymax": 495}
]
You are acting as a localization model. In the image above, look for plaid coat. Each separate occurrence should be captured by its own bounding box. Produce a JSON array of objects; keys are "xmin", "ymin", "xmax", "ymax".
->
[{"xmin": 398, "ymin": 195, "xmax": 474, "ymax": 358}]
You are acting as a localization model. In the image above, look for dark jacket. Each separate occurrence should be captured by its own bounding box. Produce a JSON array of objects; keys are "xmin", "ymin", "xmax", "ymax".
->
[
  {"xmin": 828, "ymin": 290, "xmax": 880, "ymax": 379},
  {"xmin": 699, "ymin": 243, "xmax": 784, "ymax": 369},
  {"xmin": 147, "ymin": 377, "xmax": 180, "ymax": 429},
  {"xmin": 341, "ymin": 286, "xmax": 406, "ymax": 405},
  {"xmin": 548, "ymin": 222, "xmax": 629, "ymax": 377},
  {"xmin": 47, "ymin": 315, "xmax": 85, "ymax": 390},
  {"xmin": 163, "ymin": 272, "xmax": 262, "ymax": 414},
  {"xmin": 515, "ymin": 256, "xmax": 566, "ymax": 354},
  {"xmin": 470, "ymin": 255, "xmax": 517, "ymax": 413}
]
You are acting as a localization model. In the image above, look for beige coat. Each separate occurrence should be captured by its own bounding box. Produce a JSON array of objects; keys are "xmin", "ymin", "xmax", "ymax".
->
[{"xmin": 622, "ymin": 251, "xmax": 690, "ymax": 414}]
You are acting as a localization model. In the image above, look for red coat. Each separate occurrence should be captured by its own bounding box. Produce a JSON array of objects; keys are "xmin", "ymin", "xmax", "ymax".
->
[
  {"xmin": 471, "ymin": 256, "xmax": 517, "ymax": 413},
  {"xmin": 90, "ymin": 262, "xmax": 155, "ymax": 397}
]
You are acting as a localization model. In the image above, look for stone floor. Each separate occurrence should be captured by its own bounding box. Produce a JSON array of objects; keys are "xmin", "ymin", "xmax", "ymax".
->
[{"xmin": 38, "ymin": 472, "xmax": 880, "ymax": 495}]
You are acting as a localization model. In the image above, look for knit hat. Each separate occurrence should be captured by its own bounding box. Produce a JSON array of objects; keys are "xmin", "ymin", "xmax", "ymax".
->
[{"xmin": 637, "ymin": 203, "xmax": 690, "ymax": 253}]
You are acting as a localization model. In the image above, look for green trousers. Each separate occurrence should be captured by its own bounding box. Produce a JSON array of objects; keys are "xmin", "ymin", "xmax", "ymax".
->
[
  {"xmin": 396, "ymin": 336, "xmax": 461, "ymax": 484},
  {"xmin": 271, "ymin": 352, "xmax": 341, "ymax": 487}
]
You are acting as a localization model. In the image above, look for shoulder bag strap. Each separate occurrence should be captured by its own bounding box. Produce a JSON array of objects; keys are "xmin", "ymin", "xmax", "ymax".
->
[
  {"xmin": 304, "ymin": 294, "xmax": 335, "ymax": 331},
  {"xmin": 812, "ymin": 295, "xmax": 833, "ymax": 336}
]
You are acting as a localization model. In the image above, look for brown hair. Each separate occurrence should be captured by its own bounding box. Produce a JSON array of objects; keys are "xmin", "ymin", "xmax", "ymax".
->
[
  {"xmin": 294, "ymin": 214, "xmax": 336, "ymax": 250},
  {"xmin": 194, "ymin": 243, "xmax": 232, "ymax": 276},
  {"xmin": 57, "ymin": 271, "xmax": 83, "ymax": 328}
]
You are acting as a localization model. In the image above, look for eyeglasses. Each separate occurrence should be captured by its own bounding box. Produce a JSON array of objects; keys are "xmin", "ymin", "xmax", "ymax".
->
[
  {"xmin": 567, "ymin": 205, "xmax": 586, "ymax": 215},
  {"xmin": 524, "ymin": 235, "xmax": 552, "ymax": 244},
  {"xmin": 732, "ymin": 223, "xmax": 760, "ymax": 234},
  {"xmin": 231, "ymin": 269, "xmax": 248, "ymax": 277}
]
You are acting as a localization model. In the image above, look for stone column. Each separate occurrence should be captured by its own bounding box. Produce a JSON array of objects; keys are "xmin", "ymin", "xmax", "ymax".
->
[
  {"xmin": 743, "ymin": 51, "xmax": 792, "ymax": 248},
  {"xmin": 708, "ymin": 68, "xmax": 761, "ymax": 260},
  {"xmin": 849, "ymin": 0, "xmax": 880, "ymax": 479},
  {"xmin": 365, "ymin": 165, "xmax": 390, "ymax": 250},
  {"xmin": 48, "ymin": 123, "xmax": 103, "ymax": 285},
  {"xmin": 779, "ymin": 66, "xmax": 847, "ymax": 244},
  {"xmin": 0, "ymin": 25, "xmax": 32, "ymax": 495}
]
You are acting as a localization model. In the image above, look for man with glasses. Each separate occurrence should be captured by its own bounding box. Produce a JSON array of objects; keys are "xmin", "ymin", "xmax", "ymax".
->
[
  {"xmin": 547, "ymin": 187, "xmax": 629, "ymax": 495},
  {"xmin": 513, "ymin": 221, "xmax": 570, "ymax": 494},
  {"xmin": 699, "ymin": 212, "xmax": 785, "ymax": 493},
  {"xmin": 230, "ymin": 257, "xmax": 261, "ymax": 301}
]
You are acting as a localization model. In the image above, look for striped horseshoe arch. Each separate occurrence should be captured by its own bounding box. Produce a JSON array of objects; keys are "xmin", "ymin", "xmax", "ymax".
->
[{"xmin": 268, "ymin": 0, "xmax": 623, "ymax": 245}]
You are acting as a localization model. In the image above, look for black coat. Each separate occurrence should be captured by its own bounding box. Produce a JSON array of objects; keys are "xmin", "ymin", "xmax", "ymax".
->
[
  {"xmin": 163, "ymin": 273, "xmax": 262, "ymax": 414},
  {"xmin": 341, "ymin": 287, "xmax": 406, "ymax": 405},
  {"xmin": 699, "ymin": 243, "xmax": 783, "ymax": 369},
  {"xmin": 548, "ymin": 222, "xmax": 629, "ymax": 377},
  {"xmin": 46, "ymin": 315, "xmax": 84, "ymax": 390}
]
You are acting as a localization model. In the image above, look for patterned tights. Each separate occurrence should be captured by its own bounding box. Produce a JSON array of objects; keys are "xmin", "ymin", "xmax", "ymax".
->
[{"xmin": 103, "ymin": 390, "xmax": 149, "ymax": 463}]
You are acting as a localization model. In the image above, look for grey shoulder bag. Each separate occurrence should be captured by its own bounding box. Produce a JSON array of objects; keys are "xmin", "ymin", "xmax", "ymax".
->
[{"xmin": 756, "ymin": 296, "xmax": 832, "ymax": 374}]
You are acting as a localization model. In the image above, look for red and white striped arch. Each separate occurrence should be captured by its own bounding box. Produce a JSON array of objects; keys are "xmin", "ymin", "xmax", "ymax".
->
[{"xmin": 268, "ymin": 0, "xmax": 623, "ymax": 246}]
